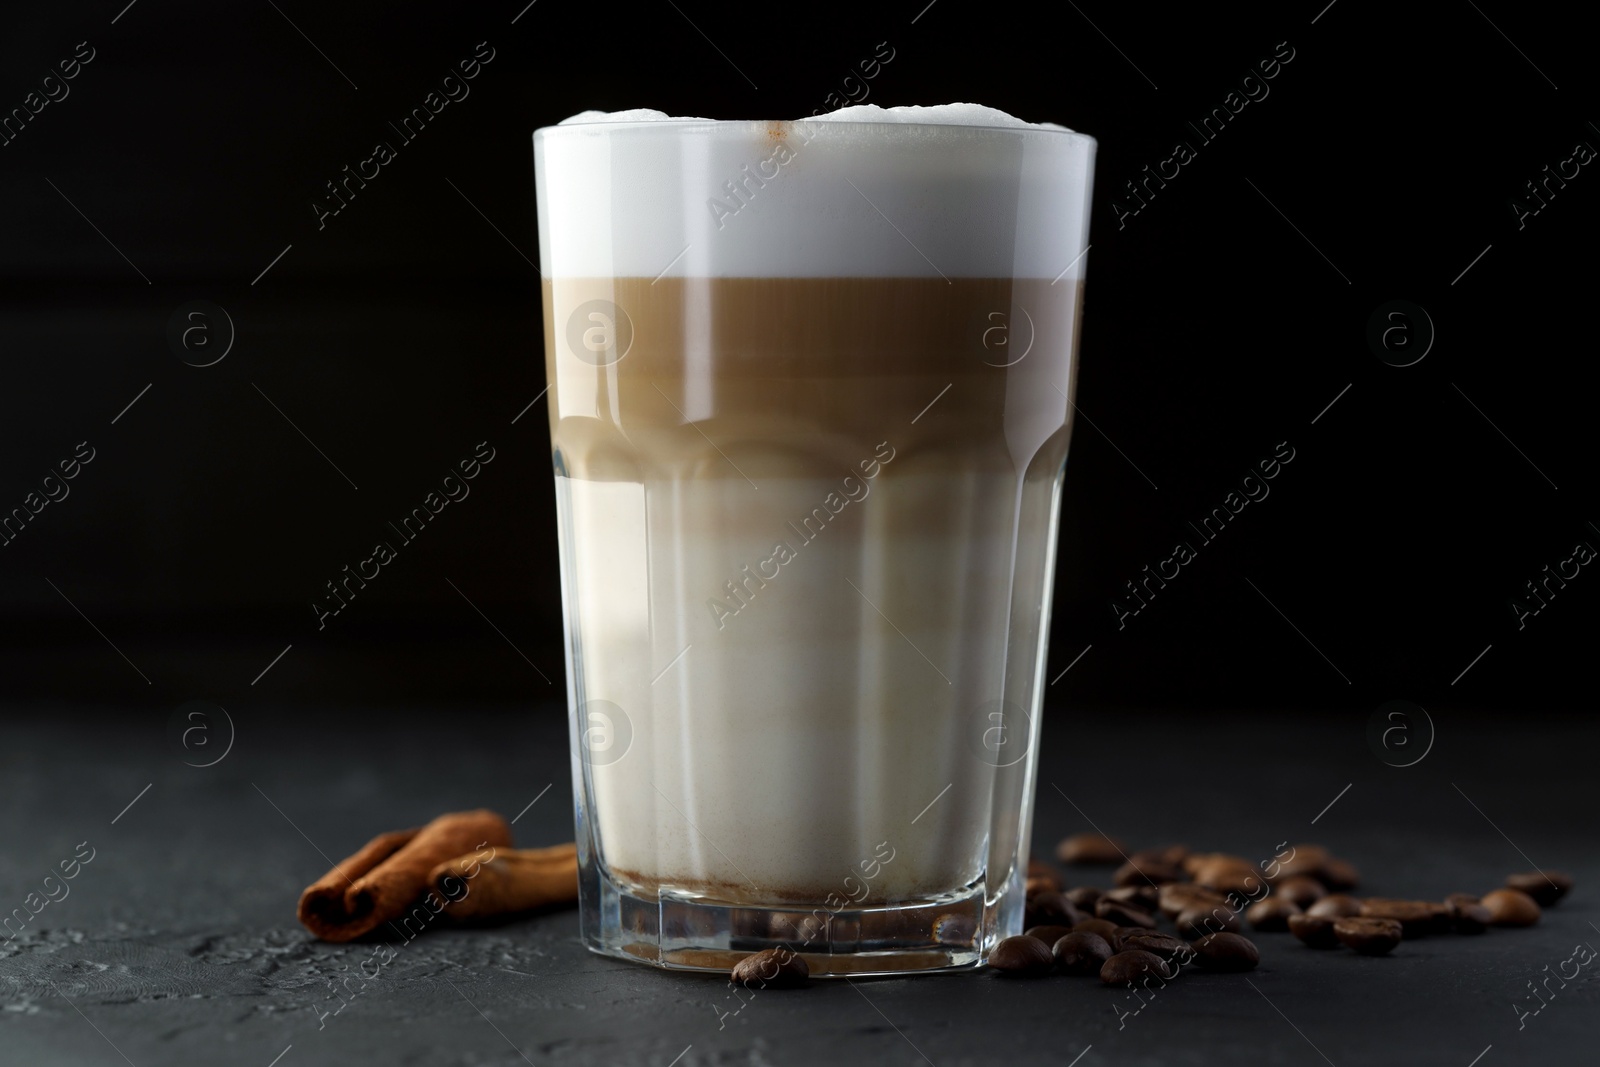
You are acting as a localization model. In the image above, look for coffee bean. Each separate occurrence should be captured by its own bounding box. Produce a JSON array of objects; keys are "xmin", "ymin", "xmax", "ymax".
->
[
  {"xmin": 989, "ymin": 935, "xmax": 1055, "ymax": 976},
  {"xmin": 1104, "ymin": 885, "xmax": 1160, "ymax": 912},
  {"xmin": 1480, "ymin": 888, "xmax": 1540, "ymax": 927},
  {"xmin": 1099, "ymin": 949, "xmax": 1173, "ymax": 986},
  {"xmin": 1287, "ymin": 913, "xmax": 1341, "ymax": 949},
  {"xmin": 1274, "ymin": 844, "xmax": 1330, "ymax": 880},
  {"xmin": 1026, "ymin": 883, "xmax": 1066, "ymax": 907},
  {"xmin": 1024, "ymin": 888, "xmax": 1074, "ymax": 928},
  {"xmin": 1360, "ymin": 899, "xmax": 1440, "ymax": 938},
  {"xmin": 1444, "ymin": 892, "xmax": 1480, "ymax": 909},
  {"xmin": 1069, "ymin": 917, "xmax": 1121, "ymax": 950},
  {"xmin": 1115, "ymin": 859, "xmax": 1183, "ymax": 887},
  {"xmin": 1505, "ymin": 870, "xmax": 1573, "ymax": 908},
  {"xmin": 731, "ymin": 948, "xmax": 809, "ymax": 988},
  {"xmin": 932, "ymin": 913, "xmax": 976, "ymax": 944},
  {"xmin": 1121, "ymin": 932, "xmax": 1190, "ymax": 962},
  {"xmin": 1450, "ymin": 901, "xmax": 1492, "ymax": 934},
  {"xmin": 1275, "ymin": 875, "xmax": 1327, "ymax": 909},
  {"xmin": 1159, "ymin": 883, "xmax": 1227, "ymax": 919},
  {"xmin": 787, "ymin": 915, "xmax": 825, "ymax": 941},
  {"xmin": 1316, "ymin": 857, "xmax": 1361, "ymax": 891},
  {"xmin": 1129, "ymin": 844, "xmax": 1190, "ymax": 868},
  {"xmin": 1305, "ymin": 894, "xmax": 1362, "ymax": 919},
  {"xmin": 1113, "ymin": 926, "xmax": 1154, "ymax": 951},
  {"xmin": 1095, "ymin": 899, "xmax": 1158, "ymax": 929},
  {"xmin": 1177, "ymin": 904, "xmax": 1241, "ymax": 940},
  {"xmin": 1053, "ymin": 931, "xmax": 1113, "ymax": 975},
  {"xmin": 1057, "ymin": 833, "xmax": 1126, "ymax": 865},
  {"xmin": 1025, "ymin": 924, "xmax": 1076, "ymax": 946},
  {"xmin": 1245, "ymin": 896, "xmax": 1302, "ymax": 932},
  {"xmin": 1333, "ymin": 917, "xmax": 1403, "ymax": 955},
  {"xmin": 1064, "ymin": 886, "xmax": 1102, "ymax": 910},
  {"xmin": 1189, "ymin": 856, "xmax": 1263, "ymax": 896},
  {"xmin": 1192, "ymin": 932, "xmax": 1260, "ymax": 972},
  {"xmin": 1027, "ymin": 859, "xmax": 1062, "ymax": 890}
]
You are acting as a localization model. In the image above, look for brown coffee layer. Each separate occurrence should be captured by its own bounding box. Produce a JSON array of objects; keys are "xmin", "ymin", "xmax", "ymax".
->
[{"xmin": 542, "ymin": 276, "xmax": 1084, "ymax": 482}]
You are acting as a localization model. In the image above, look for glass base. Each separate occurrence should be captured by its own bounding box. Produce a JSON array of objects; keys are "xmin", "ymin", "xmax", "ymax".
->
[{"xmin": 581, "ymin": 867, "xmax": 1019, "ymax": 977}]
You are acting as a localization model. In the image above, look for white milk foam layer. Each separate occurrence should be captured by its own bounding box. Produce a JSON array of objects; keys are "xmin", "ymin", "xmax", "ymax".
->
[
  {"xmin": 535, "ymin": 105, "xmax": 1095, "ymax": 279},
  {"xmin": 557, "ymin": 104, "xmax": 1069, "ymax": 129}
]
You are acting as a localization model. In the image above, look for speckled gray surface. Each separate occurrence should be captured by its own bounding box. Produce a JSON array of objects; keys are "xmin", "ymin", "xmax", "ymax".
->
[{"xmin": 2, "ymin": 705, "xmax": 1595, "ymax": 1066}]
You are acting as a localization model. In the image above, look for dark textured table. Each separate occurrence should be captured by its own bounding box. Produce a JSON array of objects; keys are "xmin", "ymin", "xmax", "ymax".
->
[{"xmin": 3, "ymin": 704, "xmax": 1594, "ymax": 1066}]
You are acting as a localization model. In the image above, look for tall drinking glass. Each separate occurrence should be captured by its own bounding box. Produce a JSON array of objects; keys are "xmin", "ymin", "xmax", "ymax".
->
[{"xmin": 534, "ymin": 114, "xmax": 1095, "ymax": 975}]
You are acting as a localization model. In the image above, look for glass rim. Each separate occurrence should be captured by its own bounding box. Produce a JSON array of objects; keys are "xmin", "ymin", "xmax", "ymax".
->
[{"xmin": 534, "ymin": 117, "xmax": 1096, "ymax": 149}]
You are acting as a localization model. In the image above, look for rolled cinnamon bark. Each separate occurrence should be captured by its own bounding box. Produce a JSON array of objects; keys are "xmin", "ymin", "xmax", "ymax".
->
[
  {"xmin": 431, "ymin": 842, "xmax": 579, "ymax": 920},
  {"xmin": 297, "ymin": 809, "xmax": 513, "ymax": 942}
]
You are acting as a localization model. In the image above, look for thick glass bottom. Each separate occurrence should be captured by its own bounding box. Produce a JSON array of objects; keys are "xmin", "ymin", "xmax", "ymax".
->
[{"xmin": 581, "ymin": 867, "xmax": 1020, "ymax": 977}]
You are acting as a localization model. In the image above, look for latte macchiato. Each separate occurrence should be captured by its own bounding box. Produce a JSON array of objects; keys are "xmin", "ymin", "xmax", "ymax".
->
[{"xmin": 535, "ymin": 105, "xmax": 1095, "ymax": 974}]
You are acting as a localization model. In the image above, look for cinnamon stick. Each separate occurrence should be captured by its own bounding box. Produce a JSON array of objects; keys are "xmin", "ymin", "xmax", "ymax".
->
[
  {"xmin": 297, "ymin": 809, "xmax": 512, "ymax": 942},
  {"xmin": 430, "ymin": 842, "xmax": 579, "ymax": 920}
]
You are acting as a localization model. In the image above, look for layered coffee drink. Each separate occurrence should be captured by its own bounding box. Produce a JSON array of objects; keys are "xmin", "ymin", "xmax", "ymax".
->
[{"xmin": 535, "ymin": 106, "xmax": 1095, "ymax": 974}]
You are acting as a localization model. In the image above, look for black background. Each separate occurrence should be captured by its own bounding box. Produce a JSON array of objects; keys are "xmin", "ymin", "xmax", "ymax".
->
[{"xmin": 2, "ymin": 0, "xmax": 1594, "ymax": 718}]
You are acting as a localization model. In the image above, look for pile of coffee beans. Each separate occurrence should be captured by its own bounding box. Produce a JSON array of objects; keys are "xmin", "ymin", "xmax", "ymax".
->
[
  {"xmin": 978, "ymin": 834, "xmax": 1577, "ymax": 981},
  {"xmin": 725, "ymin": 841, "xmax": 1574, "ymax": 988}
]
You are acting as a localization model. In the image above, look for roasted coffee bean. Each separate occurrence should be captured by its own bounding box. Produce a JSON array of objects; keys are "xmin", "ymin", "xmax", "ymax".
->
[
  {"xmin": 1450, "ymin": 901, "xmax": 1492, "ymax": 934},
  {"xmin": 1316, "ymin": 857, "xmax": 1361, "ymax": 891},
  {"xmin": 1027, "ymin": 859, "xmax": 1063, "ymax": 890},
  {"xmin": 1115, "ymin": 859, "xmax": 1183, "ymax": 887},
  {"xmin": 989, "ymin": 935, "xmax": 1055, "ymax": 976},
  {"xmin": 1095, "ymin": 899, "xmax": 1158, "ymax": 929},
  {"xmin": 1105, "ymin": 885, "xmax": 1161, "ymax": 912},
  {"xmin": 1057, "ymin": 833, "xmax": 1126, "ymax": 865},
  {"xmin": 1306, "ymin": 894, "xmax": 1363, "ymax": 919},
  {"xmin": 1505, "ymin": 870, "xmax": 1573, "ymax": 908},
  {"xmin": 1121, "ymin": 932, "xmax": 1190, "ymax": 962},
  {"xmin": 1113, "ymin": 926, "xmax": 1153, "ymax": 950},
  {"xmin": 1333, "ymin": 917, "xmax": 1402, "ymax": 955},
  {"xmin": 1027, "ymin": 883, "xmax": 1067, "ymax": 907},
  {"xmin": 1246, "ymin": 896, "xmax": 1302, "ymax": 932},
  {"xmin": 1053, "ymin": 931, "xmax": 1113, "ymax": 975},
  {"xmin": 1072, "ymin": 917, "xmax": 1123, "ymax": 948},
  {"xmin": 1360, "ymin": 899, "xmax": 1440, "ymax": 938},
  {"xmin": 932, "ymin": 913, "xmax": 976, "ymax": 944},
  {"xmin": 1024, "ymin": 888, "xmax": 1074, "ymax": 928},
  {"xmin": 1445, "ymin": 892, "xmax": 1480, "ymax": 909},
  {"xmin": 1189, "ymin": 856, "xmax": 1262, "ymax": 895},
  {"xmin": 1426, "ymin": 902, "xmax": 1454, "ymax": 935},
  {"xmin": 1192, "ymin": 932, "xmax": 1260, "ymax": 971},
  {"xmin": 1275, "ymin": 875, "xmax": 1327, "ymax": 909},
  {"xmin": 1025, "ymin": 924, "xmax": 1076, "ymax": 946},
  {"xmin": 1160, "ymin": 883, "xmax": 1227, "ymax": 919},
  {"xmin": 1287, "ymin": 913, "xmax": 1341, "ymax": 948},
  {"xmin": 1129, "ymin": 844, "xmax": 1190, "ymax": 868},
  {"xmin": 1099, "ymin": 949, "xmax": 1173, "ymax": 986},
  {"xmin": 1178, "ymin": 904, "xmax": 1241, "ymax": 939},
  {"xmin": 1273, "ymin": 844, "xmax": 1330, "ymax": 881},
  {"xmin": 1041, "ymin": 906, "xmax": 1085, "ymax": 929},
  {"xmin": 731, "ymin": 948, "xmax": 809, "ymax": 988},
  {"xmin": 1480, "ymin": 888, "xmax": 1540, "ymax": 927},
  {"xmin": 1064, "ymin": 886, "xmax": 1102, "ymax": 910}
]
